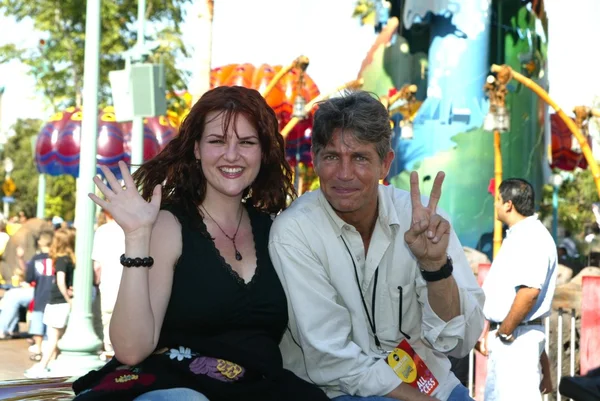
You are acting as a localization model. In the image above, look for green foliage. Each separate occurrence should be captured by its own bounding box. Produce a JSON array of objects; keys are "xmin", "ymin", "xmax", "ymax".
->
[
  {"xmin": 539, "ymin": 170, "xmax": 598, "ymax": 237},
  {"xmin": 0, "ymin": 0, "xmax": 191, "ymax": 110},
  {"xmin": 0, "ymin": 119, "xmax": 41, "ymax": 218},
  {"xmin": 45, "ymin": 175, "xmax": 76, "ymax": 222},
  {"xmin": 0, "ymin": 119, "xmax": 76, "ymax": 220}
]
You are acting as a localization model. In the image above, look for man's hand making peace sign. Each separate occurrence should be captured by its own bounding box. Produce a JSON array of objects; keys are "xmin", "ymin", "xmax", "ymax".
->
[{"xmin": 404, "ymin": 171, "xmax": 450, "ymax": 271}]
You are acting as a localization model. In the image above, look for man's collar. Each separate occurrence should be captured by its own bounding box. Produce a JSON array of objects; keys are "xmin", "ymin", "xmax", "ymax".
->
[
  {"xmin": 507, "ymin": 214, "xmax": 539, "ymax": 236},
  {"xmin": 317, "ymin": 185, "xmax": 401, "ymax": 236}
]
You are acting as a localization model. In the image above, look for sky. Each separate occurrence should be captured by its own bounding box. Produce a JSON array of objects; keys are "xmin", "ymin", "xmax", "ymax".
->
[
  {"xmin": 1, "ymin": 0, "xmax": 600, "ymax": 134},
  {"xmin": 0, "ymin": 0, "xmax": 374, "ymax": 134}
]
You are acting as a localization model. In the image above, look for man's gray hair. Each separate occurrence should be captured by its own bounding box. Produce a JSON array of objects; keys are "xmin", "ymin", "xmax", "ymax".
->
[{"xmin": 311, "ymin": 91, "xmax": 392, "ymax": 161}]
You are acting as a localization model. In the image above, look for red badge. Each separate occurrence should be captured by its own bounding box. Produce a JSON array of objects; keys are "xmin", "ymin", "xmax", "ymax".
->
[{"xmin": 387, "ymin": 339, "xmax": 439, "ymax": 395}]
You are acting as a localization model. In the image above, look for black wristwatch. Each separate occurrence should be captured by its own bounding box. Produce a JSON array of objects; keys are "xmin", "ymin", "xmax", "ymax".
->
[{"xmin": 419, "ymin": 256, "xmax": 453, "ymax": 282}]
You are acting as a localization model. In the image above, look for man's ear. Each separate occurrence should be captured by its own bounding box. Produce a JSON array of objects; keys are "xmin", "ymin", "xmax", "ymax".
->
[
  {"xmin": 311, "ymin": 147, "xmax": 319, "ymax": 174},
  {"xmin": 505, "ymin": 200, "xmax": 514, "ymax": 213},
  {"xmin": 380, "ymin": 150, "xmax": 395, "ymax": 180}
]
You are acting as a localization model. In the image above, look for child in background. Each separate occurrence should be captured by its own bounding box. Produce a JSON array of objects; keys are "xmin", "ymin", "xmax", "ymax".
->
[
  {"xmin": 23, "ymin": 231, "xmax": 55, "ymax": 361},
  {"xmin": 24, "ymin": 228, "xmax": 75, "ymax": 378}
]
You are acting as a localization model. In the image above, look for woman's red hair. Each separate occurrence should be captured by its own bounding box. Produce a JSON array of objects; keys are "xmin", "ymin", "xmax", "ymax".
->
[{"xmin": 133, "ymin": 86, "xmax": 296, "ymax": 218}]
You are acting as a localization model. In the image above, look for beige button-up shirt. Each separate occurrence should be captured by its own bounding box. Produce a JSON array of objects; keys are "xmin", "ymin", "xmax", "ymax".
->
[{"xmin": 269, "ymin": 185, "xmax": 485, "ymax": 400}]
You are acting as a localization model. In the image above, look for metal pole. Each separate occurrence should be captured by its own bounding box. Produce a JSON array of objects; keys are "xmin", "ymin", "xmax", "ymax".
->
[
  {"xmin": 130, "ymin": 0, "xmax": 146, "ymax": 173},
  {"xmin": 31, "ymin": 135, "xmax": 46, "ymax": 219},
  {"xmin": 544, "ymin": 316, "xmax": 550, "ymax": 401},
  {"xmin": 557, "ymin": 308, "xmax": 563, "ymax": 401},
  {"xmin": 2, "ymin": 201, "xmax": 8, "ymax": 220},
  {"xmin": 36, "ymin": 174, "xmax": 46, "ymax": 219},
  {"xmin": 137, "ymin": 0, "xmax": 145, "ymax": 47},
  {"xmin": 552, "ymin": 185, "xmax": 559, "ymax": 241},
  {"xmin": 53, "ymin": 0, "xmax": 103, "ymax": 376},
  {"xmin": 468, "ymin": 349, "xmax": 474, "ymax": 397},
  {"xmin": 570, "ymin": 309, "xmax": 576, "ymax": 377},
  {"xmin": 130, "ymin": 117, "xmax": 144, "ymax": 172},
  {"xmin": 189, "ymin": 0, "xmax": 213, "ymax": 104},
  {"xmin": 493, "ymin": 129, "xmax": 503, "ymax": 258}
]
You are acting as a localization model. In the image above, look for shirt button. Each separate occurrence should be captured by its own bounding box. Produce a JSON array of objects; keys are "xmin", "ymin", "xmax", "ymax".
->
[{"xmin": 344, "ymin": 226, "xmax": 351, "ymax": 231}]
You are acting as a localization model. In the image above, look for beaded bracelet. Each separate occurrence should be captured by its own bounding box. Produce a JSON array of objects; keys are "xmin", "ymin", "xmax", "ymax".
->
[{"xmin": 120, "ymin": 254, "xmax": 154, "ymax": 268}]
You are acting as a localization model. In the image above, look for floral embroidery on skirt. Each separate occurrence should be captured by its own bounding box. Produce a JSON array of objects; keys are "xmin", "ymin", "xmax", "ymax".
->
[{"xmin": 164, "ymin": 346, "xmax": 245, "ymax": 382}]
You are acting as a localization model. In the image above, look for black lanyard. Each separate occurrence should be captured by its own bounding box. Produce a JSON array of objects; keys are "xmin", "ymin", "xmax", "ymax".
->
[
  {"xmin": 341, "ymin": 236, "xmax": 412, "ymax": 348},
  {"xmin": 341, "ymin": 236, "xmax": 383, "ymax": 349}
]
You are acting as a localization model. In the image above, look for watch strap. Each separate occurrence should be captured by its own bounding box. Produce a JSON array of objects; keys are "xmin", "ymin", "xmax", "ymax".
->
[{"xmin": 420, "ymin": 256, "xmax": 453, "ymax": 282}]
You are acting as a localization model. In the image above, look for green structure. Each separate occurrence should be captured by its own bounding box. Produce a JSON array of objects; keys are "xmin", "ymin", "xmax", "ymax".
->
[{"xmin": 361, "ymin": 0, "xmax": 548, "ymax": 259}]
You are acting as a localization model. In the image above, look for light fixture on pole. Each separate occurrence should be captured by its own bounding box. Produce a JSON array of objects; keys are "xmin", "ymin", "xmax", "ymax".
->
[
  {"xmin": 108, "ymin": 0, "xmax": 166, "ymax": 174},
  {"xmin": 292, "ymin": 95, "xmax": 307, "ymax": 119},
  {"xmin": 483, "ymin": 67, "xmax": 511, "ymax": 258},
  {"xmin": 483, "ymin": 75, "xmax": 510, "ymax": 133},
  {"xmin": 572, "ymin": 106, "xmax": 591, "ymax": 153},
  {"xmin": 291, "ymin": 68, "xmax": 309, "ymax": 194},
  {"xmin": 483, "ymin": 109, "xmax": 496, "ymax": 132},
  {"xmin": 400, "ymin": 119, "xmax": 414, "ymax": 140},
  {"xmin": 495, "ymin": 105, "xmax": 510, "ymax": 132},
  {"xmin": 388, "ymin": 84, "xmax": 418, "ymax": 141}
]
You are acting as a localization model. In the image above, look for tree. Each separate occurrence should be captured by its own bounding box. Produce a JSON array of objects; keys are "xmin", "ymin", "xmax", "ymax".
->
[
  {"xmin": 0, "ymin": 0, "xmax": 191, "ymax": 110},
  {"xmin": 539, "ymin": 169, "xmax": 597, "ymax": 241},
  {"xmin": 0, "ymin": 118, "xmax": 76, "ymax": 221},
  {"xmin": 0, "ymin": 119, "xmax": 41, "ymax": 218}
]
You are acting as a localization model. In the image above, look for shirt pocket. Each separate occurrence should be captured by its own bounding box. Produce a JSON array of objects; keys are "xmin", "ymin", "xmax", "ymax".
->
[{"xmin": 379, "ymin": 282, "xmax": 421, "ymax": 341}]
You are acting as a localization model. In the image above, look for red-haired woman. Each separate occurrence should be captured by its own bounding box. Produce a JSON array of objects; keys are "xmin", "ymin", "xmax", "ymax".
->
[
  {"xmin": 25, "ymin": 228, "xmax": 75, "ymax": 378},
  {"xmin": 72, "ymin": 86, "xmax": 328, "ymax": 401}
]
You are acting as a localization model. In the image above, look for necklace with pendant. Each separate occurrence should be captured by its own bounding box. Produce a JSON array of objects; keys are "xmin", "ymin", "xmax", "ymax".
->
[{"xmin": 201, "ymin": 204, "xmax": 244, "ymax": 261}]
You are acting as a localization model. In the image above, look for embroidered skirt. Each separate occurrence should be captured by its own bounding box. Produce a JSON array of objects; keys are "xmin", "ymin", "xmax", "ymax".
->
[{"xmin": 72, "ymin": 346, "xmax": 329, "ymax": 401}]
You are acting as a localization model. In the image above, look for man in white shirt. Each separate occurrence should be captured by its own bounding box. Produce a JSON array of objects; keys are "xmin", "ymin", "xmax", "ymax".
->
[
  {"xmin": 92, "ymin": 210, "xmax": 125, "ymax": 357},
  {"xmin": 269, "ymin": 92, "xmax": 485, "ymax": 401},
  {"xmin": 479, "ymin": 179, "xmax": 557, "ymax": 401}
]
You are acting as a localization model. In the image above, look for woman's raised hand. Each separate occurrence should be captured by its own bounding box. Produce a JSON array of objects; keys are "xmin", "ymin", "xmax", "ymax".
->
[{"xmin": 89, "ymin": 161, "xmax": 162, "ymax": 236}]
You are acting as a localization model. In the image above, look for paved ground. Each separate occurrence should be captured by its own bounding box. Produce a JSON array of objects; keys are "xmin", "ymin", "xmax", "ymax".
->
[
  {"xmin": 0, "ymin": 287, "xmax": 33, "ymax": 381},
  {"xmin": 0, "ymin": 331, "xmax": 33, "ymax": 381}
]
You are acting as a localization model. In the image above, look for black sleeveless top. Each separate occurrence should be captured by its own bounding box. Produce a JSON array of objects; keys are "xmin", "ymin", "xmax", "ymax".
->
[
  {"xmin": 157, "ymin": 202, "xmax": 288, "ymax": 350},
  {"xmin": 73, "ymin": 203, "xmax": 329, "ymax": 401}
]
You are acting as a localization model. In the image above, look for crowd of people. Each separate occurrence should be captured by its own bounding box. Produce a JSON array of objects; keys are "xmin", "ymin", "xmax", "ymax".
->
[{"xmin": 1, "ymin": 86, "xmax": 596, "ymax": 400}]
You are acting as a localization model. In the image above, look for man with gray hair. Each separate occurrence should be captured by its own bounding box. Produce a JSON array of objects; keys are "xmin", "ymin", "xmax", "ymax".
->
[{"xmin": 269, "ymin": 91, "xmax": 485, "ymax": 401}]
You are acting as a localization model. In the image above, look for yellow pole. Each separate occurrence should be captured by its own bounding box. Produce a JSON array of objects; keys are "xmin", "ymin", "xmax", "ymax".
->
[
  {"xmin": 281, "ymin": 78, "xmax": 364, "ymax": 138},
  {"xmin": 493, "ymin": 129, "xmax": 503, "ymax": 258},
  {"xmin": 491, "ymin": 64, "xmax": 600, "ymax": 199},
  {"xmin": 260, "ymin": 55, "xmax": 310, "ymax": 98},
  {"xmin": 297, "ymin": 172, "xmax": 304, "ymax": 197}
]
